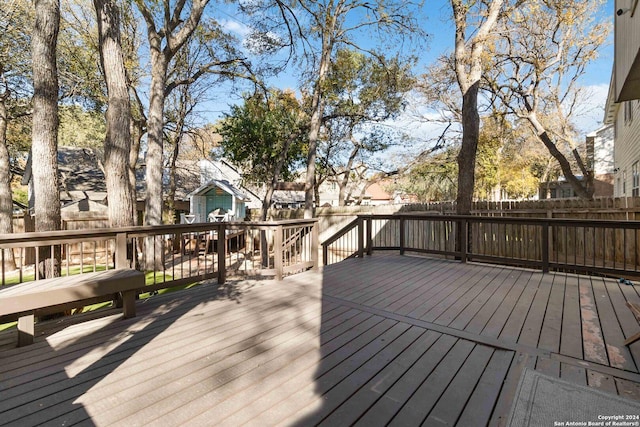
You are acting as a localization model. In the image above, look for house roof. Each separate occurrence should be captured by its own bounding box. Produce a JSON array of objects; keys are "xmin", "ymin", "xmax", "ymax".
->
[
  {"xmin": 22, "ymin": 147, "xmax": 108, "ymax": 203},
  {"xmin": 366, "ymin": 182, "xmax": 392, "ymax": 200},
  {"xmin": 604, "ymin": 70, "xmax": 619, "ymax": 125},
  {"xmin": 188, "ymin": 179, "xmax": 250, "ymax": 201}
]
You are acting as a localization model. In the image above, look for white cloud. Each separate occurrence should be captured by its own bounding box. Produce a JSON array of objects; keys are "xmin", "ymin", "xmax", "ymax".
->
[{"xmin": 219, "ymin": 19, "xmax": 251, "ymax": 37}]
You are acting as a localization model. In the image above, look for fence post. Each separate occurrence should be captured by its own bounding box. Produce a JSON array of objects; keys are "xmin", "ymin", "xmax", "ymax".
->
[
  {"xmin": 115, "ymin": 232, "xmax": 128, "ymax": 270},
  {"xmin": 542, "ymin": 220, "xmax": 549, "ymax": 273},
  {"xmin": 217, "ymin": 223, "xmax": 226, "ymax": 285},
  {"xmin": 311, "ymin": 221, "xmax": 319, "ymax": 271},
  {"xmin": 357, "ymin": 216, "xmax": 364, "ymax": 258},
  {"xmin": 399, "ymin": 216, "xmax": 406, "ymax": 255},
  {"xmin": 366, "ymin": 215, "xmax": 373, "ymax": 256},
  {"xmin": 275, "ymin": 224, "xmax": 283, "ymax": 280}
]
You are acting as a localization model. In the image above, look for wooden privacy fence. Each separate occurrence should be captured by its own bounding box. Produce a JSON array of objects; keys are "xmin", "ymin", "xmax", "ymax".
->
[
  {"xmin": 0, "ymin": 219, "xmax": 319, "ymax": 291},
  {"xmin": 322, "ymin": 214, "xmax": 640, "ymax": 279}
]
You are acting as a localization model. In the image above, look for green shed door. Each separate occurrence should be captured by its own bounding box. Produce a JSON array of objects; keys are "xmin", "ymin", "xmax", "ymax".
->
[{"xmin": 205, "ymin": 187, "xmax": 233, "ymax": 214}]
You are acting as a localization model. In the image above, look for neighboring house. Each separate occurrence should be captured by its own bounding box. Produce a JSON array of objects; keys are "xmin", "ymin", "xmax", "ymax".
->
[
  {"xmin": 606, "ymin": 0, "xmax": 640, "ymax": 196},
  {"xmin": 22, "ymin": 147, "xmax": 108, "ymax": 211},
  {"xmin": 317, "ymin": 178, "xmax": 395, "ymax": 206},
  {"xmin": 364, "ymin": 182, "xmax": 394, "ymax": 205}
]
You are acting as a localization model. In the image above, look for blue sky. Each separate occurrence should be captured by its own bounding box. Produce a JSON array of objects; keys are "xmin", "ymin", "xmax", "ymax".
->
[{"xmin": 206, "ymin": 0, "xmax": 615, "ymax": 147}]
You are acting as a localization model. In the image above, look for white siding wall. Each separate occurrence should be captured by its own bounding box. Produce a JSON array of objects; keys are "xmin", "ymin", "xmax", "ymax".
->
[
  {"xmin": 614, "ymin": 100, "xmax": 640, "ymax": 195},
  {"xmin": 615, "ymin": 0, "xmax": 640, "ymax": 101},
  {"xmin": 594, "ymin": 125, "xmax": 615, "ymax": 175}
]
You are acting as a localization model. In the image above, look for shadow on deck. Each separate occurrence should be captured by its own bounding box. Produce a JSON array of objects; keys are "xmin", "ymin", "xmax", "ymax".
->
[{"xmin": 2, "ymin": 254, "xmax": 640, "ymax": 426}]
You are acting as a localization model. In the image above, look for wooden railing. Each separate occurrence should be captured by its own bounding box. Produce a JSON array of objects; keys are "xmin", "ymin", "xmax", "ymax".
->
[
  {"xmin": 0, "ymin": 219, "xmax": 319, "ymax": 290},
  {"xmin": 322, "ymin": 214, "xmax": 640, "ymax": 279}
]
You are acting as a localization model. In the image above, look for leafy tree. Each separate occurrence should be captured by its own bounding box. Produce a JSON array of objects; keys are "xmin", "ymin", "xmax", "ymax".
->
[
  {"xmin": 58, "ymin": 105, "xmax": 105, "ymax": 149},
  {"xmin": 244, "ymin": 0, "xmax": 424, "ymax": 217},
  {"xmin": 0, "ymin": 0, "xmax": 32, "ymax": 269},
  {"xmin": 396, "ymin": 147, "xmax": 459, "ymax": 202},
  {"xmin": 219, "ymin": 90, "xmax": 307, "ymax": 220},
  {"xmin": 319, "ymin": 49, "xmax": 415, "ymax": 205},
  {"xmin": 485, "ymin": 0, "xmax": 610, "ymax": 199},
  {"xmin": 450, "ymin": 0, "xmax": 505, "ymax": 214}
]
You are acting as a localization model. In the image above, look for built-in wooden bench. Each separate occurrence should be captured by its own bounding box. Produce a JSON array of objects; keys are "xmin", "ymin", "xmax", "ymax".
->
[
  {"xmin": 625, "ymin": 301, "xmax": 640, "ymax": 346},
  {"xmin": 0, "ymin": 269, "xmax": 145, "ymax": 347}
]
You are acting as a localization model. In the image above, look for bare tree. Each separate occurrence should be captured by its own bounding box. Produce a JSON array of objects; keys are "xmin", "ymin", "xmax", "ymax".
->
[
  {"xmin": 134, "ymin": 0, "xmax": 209, "ymax": 225},
  {"xmin": 133, "ymin": 0, "xmax": 209, "ymax": 268}
]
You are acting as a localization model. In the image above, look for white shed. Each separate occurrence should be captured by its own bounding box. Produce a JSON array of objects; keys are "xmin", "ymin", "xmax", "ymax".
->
[{"xmin": 185, "ymin": 179, "xmax": 249, "ymax": 223}]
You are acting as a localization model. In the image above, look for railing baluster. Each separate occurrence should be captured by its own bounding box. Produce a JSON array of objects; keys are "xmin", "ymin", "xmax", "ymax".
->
[{"xmin": 19, "ymin": 247, "xmax": 23, "ymax": 283}]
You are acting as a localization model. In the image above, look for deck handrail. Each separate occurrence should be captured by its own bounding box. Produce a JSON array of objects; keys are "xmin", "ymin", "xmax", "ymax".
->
[
  {"xmin": 322, "ymin": 213, "xmax": 640, "ymax": 279},
  {"xmin": 0, "ymin": 219, "xmax": 319, "ymax": 289}
]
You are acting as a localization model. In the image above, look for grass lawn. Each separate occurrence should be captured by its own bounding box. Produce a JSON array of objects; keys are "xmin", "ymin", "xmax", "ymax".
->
[{"xmin": 0, "ymin": 269, "xmax": 199, "ymax": 333}]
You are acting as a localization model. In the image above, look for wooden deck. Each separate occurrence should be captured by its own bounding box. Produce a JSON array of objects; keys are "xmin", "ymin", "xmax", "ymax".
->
[{"xmin": 2, "ymin": 253, "xmax": 640, "ymax": 426}]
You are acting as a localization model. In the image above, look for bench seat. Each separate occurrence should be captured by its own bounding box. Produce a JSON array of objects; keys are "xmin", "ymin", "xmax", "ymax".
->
[{"xmin": 0, "ymin": 269, "xmax": 145, "ymax": 347}]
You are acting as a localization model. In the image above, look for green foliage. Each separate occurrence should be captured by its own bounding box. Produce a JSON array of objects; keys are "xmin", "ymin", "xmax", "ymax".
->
[
  {"xmin": 58, "ymin": 105, "xmax": 106, "ymax": 149},
  {"xmin": 397, "ymin": 147, "xmax": 459, "ymax": 202},
  {"xmin": 316, "ymin": 49, "xmax": 415, "ymax": 195},
  {"xmin": 12, "ymin": 186, "xmax": 28, "ymax": 205},
  {"xmin": 323, "ymin": 49, "xmax": 415, "ymax": 128},
  {"xmin": 219, "ymin": 90, "xmax": 308, "ymax": 185}
]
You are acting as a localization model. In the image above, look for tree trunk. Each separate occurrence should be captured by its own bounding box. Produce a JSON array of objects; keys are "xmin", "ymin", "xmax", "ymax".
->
[
  {"xmin": 94, "ymin": 0, "xmax": 136, "ymax": 228},
  {"xmin": 143, "ymin": 51, "xmax": 168, "ymax": 270},
  {"xmin": 0, "ymin": 100, "xmax": 16, "ymax": 270},
  {"xmin": 166, "ymin": 88, "xmax": 189, "ymax": 224},
  {"xmin": 145, "ymin": 51, "xmax": 168, "ymax": 228},
  {"xmin": 167, "ymin": 135, "xmax": 180, "ymax": 223},
  {"xmin": 305, "ymin": 33, "xmax": 333, "ymax": 219},
  {"xmin": 338, "ymin": 143, "xmax": 360, "ymax": 206},
  {"xmin": 527, "ymin": 112, "xmax": 593, "ymax": 199},
  {"xmin": 456, "ymin": 82, "xmax": 480, "ymax": 215},
  {"xmin": 129, "ymin": 117, "xmax": 144, "ymax": 220},
  {"xmin": 262, "ymin": 135, "xmax": 295, "ymax": 221},
  {"xmin": 32, "ymin": 0, "xmax": 61, "ymax": 277}
]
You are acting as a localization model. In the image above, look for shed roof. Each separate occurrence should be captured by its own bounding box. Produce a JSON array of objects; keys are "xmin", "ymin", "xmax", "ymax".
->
[{"xmin": 188, "ymin": 179, "xmax": 249, "ymax": 201}]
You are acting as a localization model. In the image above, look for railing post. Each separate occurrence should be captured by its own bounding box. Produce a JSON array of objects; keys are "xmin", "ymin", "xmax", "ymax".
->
[
  {"xmin": 366, "ymin": 215, "xmax": 373, "ymax": 256},
  {"xmin": 460, "ymin": 218, "xmax": 468, "ymax": 263},
  {"xmin": 114, "ymin": 231, "xmax": 129, "ymax": 309},
  {"xmin": 217, "ymin": 223, "xmax": 226, "ymax": 285},
  {"xmin": 399, "ymin": 216, "xmax": 406, "ymax": 255},
  {"xmin": 357, "ymin": 216, "xmax": 364, "ymax": 258},
  {"xmin": 275, "ymin": 224, "xmax": 283, "ymax": 280},
  {"xmin": 311, "ymin": 221, "xmax": 319, "ymax": 271},
  {"xmin": 115, "ymin": 232, "xmax": 128, "ymax": 270},
  {"xmin": 322, "ymin": 244, "xmax": 328, "ymax": 266},
  {"xmin": 542, "ymin": 220, "xmax": 549, "ymax": 273}
]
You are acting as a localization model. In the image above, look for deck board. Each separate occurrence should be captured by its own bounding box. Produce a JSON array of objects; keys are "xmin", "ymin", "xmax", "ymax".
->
[
  {"xmin": 591, "ymin": 276, "xmax": 638, "ymax": 372},
  {"xmin": 518, "ymin": 272, "xmax": 554, "ymax": 348},
  {"xmin": 561, "ymin": 274, "xmax": 584, "ymax": 359},
  {"xmin": 538, "ymin": 273, "xmax": 565, "ymax": 353},
  {"xmin": 2, "ymin": 253, "xmax": 640, "ymax": 426}
]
